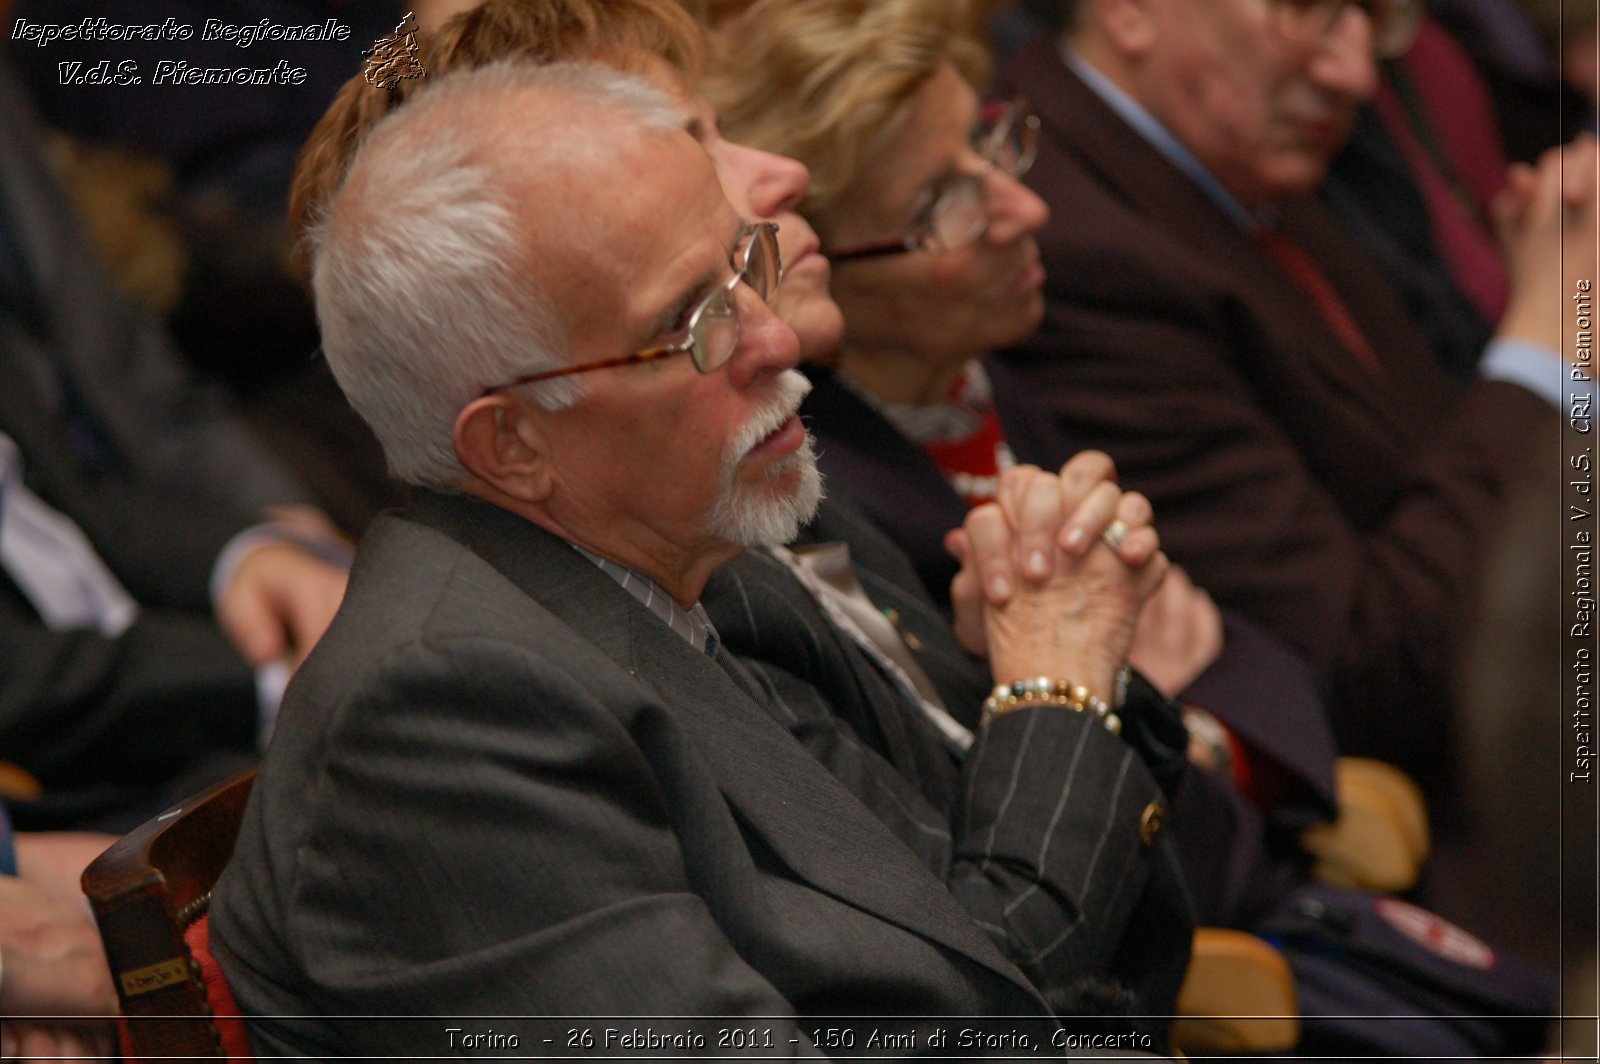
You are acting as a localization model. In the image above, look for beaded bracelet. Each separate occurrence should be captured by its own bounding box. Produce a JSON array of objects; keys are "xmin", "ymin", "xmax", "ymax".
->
[{"xmin": 980, "ymin": 676, "xmax": 1122, "ymax": 734}]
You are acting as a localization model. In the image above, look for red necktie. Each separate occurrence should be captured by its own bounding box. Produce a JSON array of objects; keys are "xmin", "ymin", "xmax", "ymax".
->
[{"xmin": 1256, "ymin": 228, "xmax": 1383, "ymax": 375}]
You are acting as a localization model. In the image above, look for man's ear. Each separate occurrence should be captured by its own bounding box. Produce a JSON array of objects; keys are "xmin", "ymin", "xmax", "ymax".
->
[
  {"xmin": 1087, "ymin": 0, "xmax": 1158, "ymax": 60},
  {"xmin": 453, "ymin": 395, "xmax": 556, "ymax": 503}
]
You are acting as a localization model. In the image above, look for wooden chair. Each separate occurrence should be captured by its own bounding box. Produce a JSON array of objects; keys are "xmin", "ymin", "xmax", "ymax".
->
[
  {"xmin": 80, "ymin": 769, "xmax": 257, "ymax": 1062},
  {"xmin": 1303, "ymin": 757, "xmax": 1431, "ymax": 893},
  {"xmin": 1174, "ymin": 928, "xmax": 1301, "ymax": 1055}
]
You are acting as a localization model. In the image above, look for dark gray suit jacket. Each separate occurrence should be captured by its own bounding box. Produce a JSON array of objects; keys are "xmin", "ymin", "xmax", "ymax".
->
[{"xmin": 214, "ymin": 492, "xmax": 1179, "ymax": 1057}]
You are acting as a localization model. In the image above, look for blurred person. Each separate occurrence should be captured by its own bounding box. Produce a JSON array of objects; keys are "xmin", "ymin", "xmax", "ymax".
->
[
  {"xmin": 212, "ymin": 58, "xmax": 1186, "ymax": 1056},
  {"xmin": 1321, "ymin": 13, "xmax": 1513, "ymax": 382},
  {"xmin": 982, "ymin": 0, "xmax": 1595, "ymax": 796},
  {"xmin": 0, "ymin": 52, "xmax": 350, "ymax": 825},
  {"xmin": 3, "ymin": 3, "xmax": 408, "ymax": 535}
]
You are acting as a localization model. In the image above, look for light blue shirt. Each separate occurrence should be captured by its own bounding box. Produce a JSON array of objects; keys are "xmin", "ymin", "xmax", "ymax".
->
[{"xmin": 1062, "ymin": 46, "xmax": 1582, "ymax": 408}]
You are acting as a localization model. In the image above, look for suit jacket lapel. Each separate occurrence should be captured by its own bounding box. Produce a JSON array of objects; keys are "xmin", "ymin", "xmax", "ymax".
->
[
  {"xmin": 403, "ymin": 491, "xmax": 1043, "ymax": 1005},
  {"xmin": 799, "ymin": 496, "xmax": 992, "ymax": 723}
]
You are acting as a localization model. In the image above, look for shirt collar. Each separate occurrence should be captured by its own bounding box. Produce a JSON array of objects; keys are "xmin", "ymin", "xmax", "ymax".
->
[
  {"xmin": 1062, "ymin": 44, "xmax": 1265, "ymax": 231},
  {"xmin": 572, "ymin": 545, "xmax": 720, "ymax": 656}
]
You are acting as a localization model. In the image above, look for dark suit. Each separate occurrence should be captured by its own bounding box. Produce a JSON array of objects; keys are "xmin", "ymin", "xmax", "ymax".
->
[
  {"xmin": 0, "ymin": 57, "xmax": 303, "ymax": 791},
  {"xmin": 992, "ymin": 43, "xmax": 1554, "ymax": 786},
  {"xmin": 213, "ymin": 491, "xmax": 1185, "ymax": 1056}
]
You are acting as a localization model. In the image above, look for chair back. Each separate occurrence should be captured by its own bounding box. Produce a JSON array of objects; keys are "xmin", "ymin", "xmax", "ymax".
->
[{"xmin": 80, "ymin": 769, "xmax": 257, "ymax": 1061}]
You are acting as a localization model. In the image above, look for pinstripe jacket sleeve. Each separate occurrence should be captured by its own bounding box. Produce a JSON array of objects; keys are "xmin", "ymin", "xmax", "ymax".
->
[{"xmin": 706, "ymin": 542, "xmax": 1195, "ymax": 1032}]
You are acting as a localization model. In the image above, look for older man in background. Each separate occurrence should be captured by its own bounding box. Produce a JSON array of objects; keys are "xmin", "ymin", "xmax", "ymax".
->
[{"xmin": 995, "ymin": 0, "xmax": 1596, "ymax": 794}]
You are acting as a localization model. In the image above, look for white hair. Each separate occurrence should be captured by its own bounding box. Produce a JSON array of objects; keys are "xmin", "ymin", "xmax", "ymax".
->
[{"xmin": 308, "ymin": 60, "xmax": 683, "ymax": 489}]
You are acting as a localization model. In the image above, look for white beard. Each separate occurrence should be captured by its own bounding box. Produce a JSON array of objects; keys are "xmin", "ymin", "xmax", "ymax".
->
[{"xmin": 707, "ymin": 370, "xmax": 824, "ymax": 547}]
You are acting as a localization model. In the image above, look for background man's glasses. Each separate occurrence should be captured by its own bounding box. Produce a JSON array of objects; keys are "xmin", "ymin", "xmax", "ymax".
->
[
  {"xmin": 482, "ymin": 221, "xmax": 783, "ymax": 392},
  {"xmin": 1270, "ymin": 0, "xmax": 1422, "ymax": 61},
  {"xmin": 828, "ymin": 97, "xmax": 1040, "ymax": 264}
]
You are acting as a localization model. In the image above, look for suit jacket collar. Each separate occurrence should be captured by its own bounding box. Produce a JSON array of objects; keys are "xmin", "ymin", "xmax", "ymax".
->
[
  {"xmin": 797, "ymin": 496, "xmax": 992, "ymax": 722},
  {"xmin": 401, "ymin": 490, "xmax": 1047, "ymax": 1009}
]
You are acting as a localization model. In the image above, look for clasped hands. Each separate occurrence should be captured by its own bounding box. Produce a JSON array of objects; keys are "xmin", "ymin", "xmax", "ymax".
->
[
  {"xmin": 947, "ymin": 453, "xmax": 1222, "ymax": 703},
  {"xmin": 1494, "ymin": 133, "xmax": 1599, "ymax": 357}
]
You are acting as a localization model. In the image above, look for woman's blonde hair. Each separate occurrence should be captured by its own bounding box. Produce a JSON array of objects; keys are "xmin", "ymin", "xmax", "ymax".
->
[{"xmin": 701, "ymin": 0, "xmax": 988, "ymax": 218}]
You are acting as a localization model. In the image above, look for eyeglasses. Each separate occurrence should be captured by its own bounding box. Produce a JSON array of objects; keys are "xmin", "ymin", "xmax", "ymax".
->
[
  {"xmin": 827, "ymin": 97, "xmax": 1040, "ymax": 264},
  {"xmin": 482, "ymin": 221, "xmax": 783, "ymax": 393},
  {"xmin": 1269, "ymin": 0, "xmax": 1422, "ymax": 61}
]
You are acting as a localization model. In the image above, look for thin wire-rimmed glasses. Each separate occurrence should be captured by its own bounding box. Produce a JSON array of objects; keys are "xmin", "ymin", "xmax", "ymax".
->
[
  {"xmin": 826, "ymin": 97, "xmax": 1040, "ymax": 264},
  {"xmin": 1268, "ymin": 0, "xmax": 1422, "ymax": 61},
  {"xmin": 480, "ymin": 221, "xmax": 783, "ymax": 393}
]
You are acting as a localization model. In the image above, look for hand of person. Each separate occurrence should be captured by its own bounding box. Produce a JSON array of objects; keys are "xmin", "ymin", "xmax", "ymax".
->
[
  {"xmin": 1126, "ymin": 564, "xmax": 1224, "ymax": 698},
  {"xmin": 12, "ymin": 833, "xmax": 116, "ymax": 906},
  {"xmin": 0, "ymin": 875, "xmax": 117, "ymax": 1020},
  {"xmin": 948, "ymin": 453, "xmax": 1160, "ymax": 652},
  {"xmin": 948, "ymin": 458, "xmax": 1167, "ymax": 700},
  {"xmin": 1494, "ymin": 134, "xmax": 1599, "ymax": 359},
  {"xmin": 216, "ymin": 543, "xmax": 348, "ymax": 668}
]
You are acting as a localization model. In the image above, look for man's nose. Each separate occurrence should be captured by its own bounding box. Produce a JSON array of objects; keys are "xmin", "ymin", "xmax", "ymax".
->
[
  {"xmin": 1310, "ymin": 5, "xmax": 1380, "ymax": 104},
  {"xmin": 727, "ymin": 284, "xmax": 802, "ymax": 387}
]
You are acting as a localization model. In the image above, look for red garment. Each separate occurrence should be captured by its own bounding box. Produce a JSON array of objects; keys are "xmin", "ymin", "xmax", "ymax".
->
[
  {"xmin": 185, "ymin": 914, "xmax": 255, "ymax": 1062},
  {"xmin": 1400, "ymin": 19, "xmax": 1510, "ymax": 216},
  {"xmin": 114, "ymin": 914, "xmax": 255, "ymax": 1062},
  {"xmin": 920, "ymin": 402, "xmax": 1011, "ymax": 508}
]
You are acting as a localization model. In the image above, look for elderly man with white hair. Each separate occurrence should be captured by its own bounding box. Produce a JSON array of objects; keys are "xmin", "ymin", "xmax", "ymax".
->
[{"xmin": 211, "ymin": 58, "xmax": 1183, "ymax": 1058}]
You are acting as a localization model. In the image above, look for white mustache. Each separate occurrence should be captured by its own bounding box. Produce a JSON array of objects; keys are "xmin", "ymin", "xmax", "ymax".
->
[{"xmin": 728, "ymin": 370, "xmax": 812, "ymax": 460}]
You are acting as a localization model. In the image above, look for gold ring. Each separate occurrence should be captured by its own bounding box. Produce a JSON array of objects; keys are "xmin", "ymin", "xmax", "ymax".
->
[{"xmin": 1101, "ymin": 520, "xmax": 1130, "ymax": 551}]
